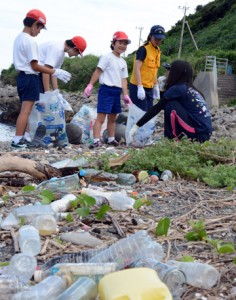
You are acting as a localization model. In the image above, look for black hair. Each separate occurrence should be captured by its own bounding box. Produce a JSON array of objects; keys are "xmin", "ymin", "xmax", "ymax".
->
[
  {"xmin": 65, "ymin": 40, "xmax": 75, "ymax": 48},
  {"xmin": 23, "ymin": 17, "xmax": 44, "ymax": 29},
  {"xmin": 165, "ymin": 60, "xmax": 204, "ymax": 97}
]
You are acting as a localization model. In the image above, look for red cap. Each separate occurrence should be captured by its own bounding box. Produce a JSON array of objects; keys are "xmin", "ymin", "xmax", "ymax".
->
[
  {"xmin": 26, "ymin": 9, "xmax": 47, "ymax": 29},
  {"xmin": 112, "ymin": 31, "xmax": 131, "ymax": 44},
  {"xmin": 71, "ymin": 36, "xmax": 87, "ymax": 56}
]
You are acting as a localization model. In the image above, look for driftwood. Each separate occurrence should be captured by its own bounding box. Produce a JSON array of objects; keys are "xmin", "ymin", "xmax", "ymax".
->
[{"xmin": 0, "ymin": 154, "xmax": 61, "ymax": 180}]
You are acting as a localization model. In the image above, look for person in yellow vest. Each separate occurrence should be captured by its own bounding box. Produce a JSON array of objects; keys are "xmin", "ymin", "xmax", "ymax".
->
[{"xmin": 129, "ymin": 25, "xmax": 165, "ymax": 111}]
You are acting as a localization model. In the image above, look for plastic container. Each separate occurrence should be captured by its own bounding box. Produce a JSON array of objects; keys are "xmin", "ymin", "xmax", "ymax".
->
[
  {"xmin": 14, "ymin": 204, "xmax": 57, "ymax": 222},
  {"xmin": 50, "ymin": 157, "xmax": 88, "ymax": 168},
  {"xmin": 18, "ymin": 225, "xmax": 41, "ymax": 256},
  {"xmin": 107, "ymin": 192, "xmax": 135, "ymax": 211},
  {"xmin": 3, "ymin": 253, "xmax": 37, "ymax": 284},
  {"xmin": 0, "ymin": 275, "xmax": 25, "ymax": 296},
  {"xmin": 33, "ymin": 214, "xmax": 57, "ymax": 236},
  {"xmin": 88, "ymin": 230, "xmax": 164, "ymax": 270},
  {"xmin": 131, "ymin": 258, "xmax": 186, "ymax": 299},
  {"xmin": 50, "ymin": 194, "xmax": 77, "ymax": 213},
  {"xmin": 12, "ymin": 275, "xmax": 69, "ymax": 300},
  {"xmin": 36, "ymin": 174, "xmax": 80, "ymax": 193},
  {"xmin": 160, "ymin": 170, "xmax": 173, "ymax": 181},
  {"xmin": 98, "ymin": 268, "xmax": 172, "ymax": 300},
  {"xmin": 166, "ymin": 260, "xmax": 220, "ymax": 289},
  {"xmin": 50, "ymin": 262, "xmax": 117, "ymax": 284},
  {"xmin": 116, "ymin": 173, "xmax": 136, "ymax": 185},
  {"xmin": 56, "ymin": 277, "xmax": 97, "ymax": 300}
]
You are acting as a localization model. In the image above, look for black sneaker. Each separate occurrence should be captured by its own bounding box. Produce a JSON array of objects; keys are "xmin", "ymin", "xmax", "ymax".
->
[
  {"xmin": 107, "ymin": 139, "xmax": 119, "ymax": 147},
  {"xmin": 93, "ymin": 140, "xmax": 103, "ymax": 147},
  {"xmin": 11, "ymin": 138, "xmax": 30, "ymax": 148}
]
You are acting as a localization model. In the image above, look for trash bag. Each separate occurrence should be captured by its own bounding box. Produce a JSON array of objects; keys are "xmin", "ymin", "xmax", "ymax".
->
[
  {"xmin": 71, "ymin": 105, "xmax": 107, "ymax": 144},
  {"xmin": 29, "ymin": 90, "xmax": 68, "ymax": 147},
  {"xmin": 125, "ymin": 104, "xmax": 156, "ymax": 147}
]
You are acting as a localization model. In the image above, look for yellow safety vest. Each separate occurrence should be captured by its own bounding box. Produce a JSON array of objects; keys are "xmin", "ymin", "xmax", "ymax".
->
[{"xmin": 130, "ymin": 42, "xmax": 161, "ymax": 88}]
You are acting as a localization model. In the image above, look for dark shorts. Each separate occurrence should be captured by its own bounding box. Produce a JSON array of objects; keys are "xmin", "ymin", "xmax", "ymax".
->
[
  {"xmin": 97, "ymin": 84, "xmax": 122, "ymax": 114},
  {"xmin": 17, "ymin": 71, "xmax": 40, "ymax": 102},
  {"xmin": 129, "ymin": 82, "xmax": 153, "ymax": 112}
]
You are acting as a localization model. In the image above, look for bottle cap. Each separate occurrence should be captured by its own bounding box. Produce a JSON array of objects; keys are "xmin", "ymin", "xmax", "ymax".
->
[
  {"xmin": 79, "ymin": 170, "xmax": 86, "ymax": 177},
  {"xmin": 34, "ymin": 270, "xmax": 43, "ymax": 282}
]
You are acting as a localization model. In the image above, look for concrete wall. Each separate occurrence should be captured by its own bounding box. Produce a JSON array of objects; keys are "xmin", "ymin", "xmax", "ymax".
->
[{"xmin": 194, "ymin": 71, "xmax": 219, "ymax": 108}]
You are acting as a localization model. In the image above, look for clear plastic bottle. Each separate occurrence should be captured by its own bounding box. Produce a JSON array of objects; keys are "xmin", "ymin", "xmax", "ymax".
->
[
  {"xmin": 56, "ymin": 277, "xmax": 97, "ymax": 300},
  {"xmin": 107, "ymin": 192, "xmax": 135, "ymax": 211},
  {"xmin": 116, "ymin": 173, "xmax": 137, "ymax": 185},
  {"xmin": 14, "ymin": 204, "xmax": 57, "ymax": 222},
  {"xmin": 88, "ymin": 230, "xmax": 164, "ymax": 270},
  {"xmin": 36, "ymin": 174, "xmax": 80, "ymax": 193},
  {"xmin": 33, "ymin": 214, "xmax": 57, "ymax": 236},
  {"xmin": 12, "ymin": 275, "xmax": 69, "ymax": 300},
  {"xmin": 166, "ymin": 260, "xmax": 220, "ymax": 289},
  {"xmin": 18, "ymin": 225, "xmax": 41, "ymax": 256},
  {"xmin": 50, "ymin": 262, "xmax": 117, "ymax": 284},
  {"xmin": 3, "ymin": 253, "xmax": 37, "ymax": 284},
  {"xmin": 160, "ymin": 170, "xmax": 173, "ymax": 181},
  {"xmin": 131, "ymin": 258, "xmax": 186, "ymax": 299},
  {"xmin": 0, "ymin": 275, "xmax": 25, "ymax": 297}
]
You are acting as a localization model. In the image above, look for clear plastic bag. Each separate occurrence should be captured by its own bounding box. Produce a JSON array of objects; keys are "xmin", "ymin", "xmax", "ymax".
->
[
  {"xmin": 29, "ymin": 90, "xmax": 68, "ymax": 147},
  {"xmin": 125, "ymin": 104, "xmax": 156, "ymax": 147}
]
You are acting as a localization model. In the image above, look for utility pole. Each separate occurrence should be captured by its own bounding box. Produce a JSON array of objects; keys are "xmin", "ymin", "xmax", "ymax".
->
[
  {"xmin": 185, "ymin": 20, "xmax": 199, "ymax": 51},
  {"xmin": 136, "ymin": 25, "xmax": 144, "ymax": 48},
  {"xmin": 178, "ymin": 5, "xmax": 189, "ymax": 58}
]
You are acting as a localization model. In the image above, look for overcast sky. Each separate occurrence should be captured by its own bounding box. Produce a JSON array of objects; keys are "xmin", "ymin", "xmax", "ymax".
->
[{"xmin": 0, "ymin": 0, "xmax": 213, "ymax": 70}]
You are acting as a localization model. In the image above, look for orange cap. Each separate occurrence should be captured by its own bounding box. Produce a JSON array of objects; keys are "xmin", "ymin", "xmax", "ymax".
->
[
  {"xmin": 112, "ymin": 31, "xmax": 131, "ymax": 44},
  {"xmin": 71, "ymin": 36, "xmax": 87, "ymax": 56},
  {"xmin": 26, "ymin": 9, "xmax": 47, "ymax": 28}
]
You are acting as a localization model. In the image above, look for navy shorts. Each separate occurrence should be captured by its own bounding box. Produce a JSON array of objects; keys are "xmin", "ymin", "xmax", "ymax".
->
[
  {"xmin": 17, "ymin": 71, "xmax": 40, "ymax": 102},
  {"xmin": 97, "ymin": 84, "xmax": 122, "ymax": 114}
]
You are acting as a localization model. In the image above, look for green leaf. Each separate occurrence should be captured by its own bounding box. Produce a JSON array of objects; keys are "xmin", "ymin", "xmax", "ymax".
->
[
  {"xmin": 65, "ymin": 213, "xmax": 74, "ymax": 223},
  {"xmin": 77, "ymin": 194, "xmax": 96, "ymax": 207},
  {"xmin": 217, "ymin": 242, "xmax": 235, "ymax": 254},
  {"xmin": 2, "ymin": 195, "xmax": 9, "ymax": 202},
  {"xmin": 77, "ymin": 207, "xmax": 90, "ymax": 217},
  {"xmin": 22, "ymin": 185, "xmax": 35, "ymax": 192},
  {"xmin": 180, "ymin": 255, "xmax": 195, "ymax": 262},
  {"xmin": 19, "ymin": 216, "xmax": 25, "ymax": 227},
  {"xmin": 133, "ymin": 198, "xmax": 152, "ymax": 209},
  {"xmin": 155, "ymin": 217, "xmax": 170, "ymax": 236},
  {"xmin": 70, "ymin": 199, "xmax": 79, "ymax": 210},
  {"xmin": 96, "ymin": 204, "xmax": 111, "ymax": 220},
  {"xmin": 39, "ymin": 190, "xmax": 55, "ymax": 204},
  {"xmin": 0, "ymin": 261, "xmax": 10, "ymax": 267},
  {"xmin": 233, "ymin": 257, "xmax": 236, "ymax": 264}
]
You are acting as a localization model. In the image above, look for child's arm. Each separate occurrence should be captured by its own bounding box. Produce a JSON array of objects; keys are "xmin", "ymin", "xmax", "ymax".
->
[
  {"xmin": 84, "ymin": 67, "xmax": 102, "ymax": 97},
  {"xmin": 122, "ymin": 78, "xmax": 132, "ymax": 106}
]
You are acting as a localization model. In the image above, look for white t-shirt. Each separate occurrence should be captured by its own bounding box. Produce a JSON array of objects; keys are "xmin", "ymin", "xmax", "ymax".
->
[
  {"xmin": 39, "ymin": 41, "xmax": 65, "ymax": 68},
  {"xmin": 13, "ymin": 32, "xmax": 39, "ymax": 74},
  {"xmin": 98, "ymin": 52, "xmax": 128, "ymax": 88}
]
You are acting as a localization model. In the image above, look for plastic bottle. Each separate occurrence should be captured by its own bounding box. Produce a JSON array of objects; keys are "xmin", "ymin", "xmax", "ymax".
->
[
  {"xmin": 14, "ymin": 204, "xmax": 57, "ymax": 222},
  {"xmin": 50, "ymin": 262, "xmax": 117, "ymax": 284},
  {"xmin": 18, "ymin": 225, "xmax": 41, "ymax": 256},
  {"xmin": 50, "ymin": 194, "xmax": 77, "ymax": 213},
  {"xmin": 12, "ymin": 275, "xmax": 69, "ymax": 300},
  {"xmin": 131, "ymin": 258, "xmax": 186, "ymax": 299},
  {"xmin": 0, "ymin": 275, "xmax": 25, "ymax": 299},
  {"xmin": 33, "ymin": 214, "xmax": 57, "ymax": 236},
  {"xmin": 166, "ymin": 260, "xmax": 220, "ymax": 289},
  {"xmin": 98, "ymin": 268, "xmax": 172, "ymax": 300},
  {"xmin": 50, "ymin": 157, "xmax": 88, "ymax": 168},
  {"xmin": 107, "ymin": 192, "xmax": 135, "ymax": 210},
  {"xmin": 88, "ymin": 230, "xmax": 164, "ymax": 270},
  {"xmin": 56, "ymin": 277, "xmax": 97, "ymax": 300},
  {"xmin": 3, "ymin": 253, "xmax": 37, "ymax": 284},
  {"xmin": 160, "ymin": 170, "xmax": 173, "ymax": 181},
  {"xmin": 36, "ymin": 174, "xmax": 80, "ymax": 193},
  {"xmin": 116, "ymin": 173, "xmax": 137, "ymax": 185},
  {"xmin": 83, "ymin": 169, "xmax": 118, "ymax": 182}
]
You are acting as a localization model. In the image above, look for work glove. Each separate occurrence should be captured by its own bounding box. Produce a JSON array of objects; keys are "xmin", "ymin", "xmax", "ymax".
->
[
  {"xmin": 129, "ymin": 124, "xmax": 139, "ymax": 141},
  {"xmin": 53, "ymin": 69, "xmax": 71, "ymax": 83},
  {"xmin": 153, "ymin": 83, "xmax": 160, "ymax": 99},
  {"xmin": 83, "ymin": 84, "xmax": 93, "ymax": 97},
  {"xmin": 123, "ymin": 95, "xmax": 132, "ymax": 106},
  {"xmin": 137, "ymin": 85, "xmax": 145, "ymax": 100}
]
